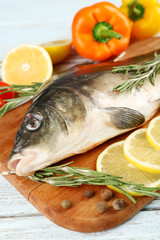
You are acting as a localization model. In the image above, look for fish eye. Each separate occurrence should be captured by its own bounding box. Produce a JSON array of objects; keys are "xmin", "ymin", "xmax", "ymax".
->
[{"xmin": 26, "ymin": 113, "xmax": 43, "ymax": 131}]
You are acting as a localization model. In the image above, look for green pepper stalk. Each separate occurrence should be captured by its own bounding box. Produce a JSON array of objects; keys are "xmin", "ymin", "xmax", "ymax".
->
[{"xmin": 92, "ymin": 21, "xmax": 122, "ymax": 44}]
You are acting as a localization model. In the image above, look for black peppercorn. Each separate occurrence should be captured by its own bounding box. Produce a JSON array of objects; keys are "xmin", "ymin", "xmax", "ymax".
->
[
  {"xmin": 96, "ymin": 201, "xmax": 108, "ymax": 213},
  {"xmin": 84, "ymin": 189, "xmax": 94, "ymax": 198},
  {"xmin": 112, "ymin": 199, "xmax": 124, "ymax": 210},
  {"xmin": 61, "ymin": 199, "xmax": 71, "ymax": 209},
  {"xmin": 101, "ymin": 189, "xmax": 113, "ymax": 201}
]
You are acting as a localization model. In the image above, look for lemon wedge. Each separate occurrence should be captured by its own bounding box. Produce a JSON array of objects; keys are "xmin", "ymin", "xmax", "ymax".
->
[
  {"xmin": 2, "ymin": 44, "xmax": 53, "ymax": 85},
  {"xmin": 41, "ymin": 39, "xmax": 72, "ymax": 64},
  {"xmin": 146, "ymin": 116, "xmax": 160, "ymax": 150},
  {"xmin": 97, "ymin": 141, "xmax": 160, "ymax": 196},
  {"xmin": 124, "ymin": 128, "xmax": 160, "ymax": 174}
]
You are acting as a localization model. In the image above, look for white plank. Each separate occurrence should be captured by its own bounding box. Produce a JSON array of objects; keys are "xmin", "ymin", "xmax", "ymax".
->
[
  {"xmin": 144, "ymin": 197, "xmax": 160, "ymax": 210},
  {"xmin": 0, "ymin": 176, "xmax": 40, "ymax": 217},
  {"xmin": 0, "ymin": 211, "xmax": 160, "ymax": 240},
  {"xmin": 0, "ymin": 21, "xmax": 71, "ymax": 60},
  {"xmin": 0, "ymin": 0, "xmax": 121, "ymax": 23}
]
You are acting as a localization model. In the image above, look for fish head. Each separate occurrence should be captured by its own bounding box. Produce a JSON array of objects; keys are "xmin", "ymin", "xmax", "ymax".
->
[{"xmin": 7, "ymin": 104, "xmax": 65, "ymax": 176}]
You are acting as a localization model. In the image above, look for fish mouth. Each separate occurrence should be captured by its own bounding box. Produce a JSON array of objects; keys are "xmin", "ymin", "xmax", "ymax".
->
[
  {"xmin": 8, "ymin": 152, "xmax": 36, "ymax": 176},
  {"xmin": 7, "ymin": 148, "xmax": 53, "ymax": 176}
]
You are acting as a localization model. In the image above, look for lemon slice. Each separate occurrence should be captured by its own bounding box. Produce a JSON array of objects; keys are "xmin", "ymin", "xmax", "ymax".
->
[
  {"xmin": 41, "ymin": 39, "xmax": 72, "ymax": 64},
  {"xmin": 2, "ymin": 44, "xmax": 53, "ymax": 85},
  {"xmin": 124, "ymin": 128, "xmax": 160, "ymax": 174},
  {"xmin": 97, "ymin": 141, "xmax": 160, "ymax": 196},
  {"xmin": 146, "ymin": 116, "xmax": 160, "ymax": 150}
]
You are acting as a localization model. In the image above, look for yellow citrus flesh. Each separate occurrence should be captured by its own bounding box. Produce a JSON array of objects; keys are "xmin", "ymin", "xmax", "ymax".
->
[
  {"xmin": 41, "ymin": 39, "xmax": 72, "ymax": 64},
  {"xmin": 97, "ymin": 141, "xmax": 160, "ymax": 196},
  {"xmin": 2, "ymin": 44, "xmax": 53, "ymax": 85},
  {"xmin": 124, "ymin": 128, "xmax": 160, "ymax": 174},
  {"xmin": 146, "ymin": 116, "xmax": 160, "ymax": 150}
]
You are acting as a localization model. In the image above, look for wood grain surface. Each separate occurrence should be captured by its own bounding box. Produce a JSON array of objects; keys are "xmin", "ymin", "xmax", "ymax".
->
[{"xmin": 1, "ymin": 37, "xmax": 160, "ymax": 233}]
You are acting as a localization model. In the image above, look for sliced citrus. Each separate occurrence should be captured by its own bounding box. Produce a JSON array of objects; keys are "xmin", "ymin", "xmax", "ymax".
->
[
  {"xmin": 41, "ymin": 39, "xmax": 72, "ymax": 64},
  {"xmin": 97, "ymin": 141, "xmax": 160, "ymax": 196},
  {"xmin": 146, "ymin": 116, "xmax": 160, "ymax": 150},
  {"xmin": 2, "ymin": 44, "xmax": 53, "ymax": 85},
  {"xmin": 124, "ymin": 128, "xmax": 160, "ymax": 174}
]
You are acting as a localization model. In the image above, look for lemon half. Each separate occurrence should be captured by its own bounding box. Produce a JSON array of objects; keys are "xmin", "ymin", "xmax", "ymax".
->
[
  {"xmin": 41, "ymin": 39, "xmax": 72, "ymax": 64},
  {"xmin": 2, "ymin": 44, "xmax": 53, "ymax": 85}
]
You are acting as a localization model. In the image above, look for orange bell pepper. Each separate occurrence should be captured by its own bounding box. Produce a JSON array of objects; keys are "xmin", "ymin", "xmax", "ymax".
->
[{"xmin": 72, "ymin": 2, "xmax": 132, "ymax": 61}]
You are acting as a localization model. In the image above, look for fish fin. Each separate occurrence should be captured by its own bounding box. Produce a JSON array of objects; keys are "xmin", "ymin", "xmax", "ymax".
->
[{"xmin": 105, "ymin": 107, "xmax": 145, "ymax": 129}]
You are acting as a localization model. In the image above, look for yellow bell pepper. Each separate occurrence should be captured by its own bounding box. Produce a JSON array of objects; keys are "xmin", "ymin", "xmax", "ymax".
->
[{"xmin": 120, "ymin": 0, "xmax": 160, "ymax": 40}]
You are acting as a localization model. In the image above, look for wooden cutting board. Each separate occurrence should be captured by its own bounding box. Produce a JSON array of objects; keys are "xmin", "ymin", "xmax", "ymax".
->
[{"xmin": 1, "ymin": 37, "xmax": 160, "ymax": 233}]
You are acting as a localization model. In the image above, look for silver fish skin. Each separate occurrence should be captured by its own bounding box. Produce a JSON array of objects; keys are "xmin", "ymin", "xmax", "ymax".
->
[{"xmin": 8, "ymin": 50, "xmax": 160, "ymax": 176}]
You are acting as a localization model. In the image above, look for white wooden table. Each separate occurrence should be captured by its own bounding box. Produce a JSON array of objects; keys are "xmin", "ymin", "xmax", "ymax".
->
[{"xmin": 0, "ymin": 1, "xmax": 160, "ymax": 239}]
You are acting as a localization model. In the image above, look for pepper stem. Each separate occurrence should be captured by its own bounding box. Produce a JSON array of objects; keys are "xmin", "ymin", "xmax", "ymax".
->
[
  {"xmin": 92, "ymin": 21, "xmax": 122, "ymax": 44},
  {"xmin": 128, "ymin": 0, "xmax": 145, "ymax": 21}
]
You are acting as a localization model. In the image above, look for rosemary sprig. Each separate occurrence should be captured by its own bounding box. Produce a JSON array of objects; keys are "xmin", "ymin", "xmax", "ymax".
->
[
  {"xmin": 113, "ymin": 54, "xmax": 160, "ymax": 92},
  {"xmin": 0, "ymin": 82, "xmax": 42, "ymax": 118},
  {"xmin": 27, "ymin": 162, "xmax": 160, "ymax": 203}
]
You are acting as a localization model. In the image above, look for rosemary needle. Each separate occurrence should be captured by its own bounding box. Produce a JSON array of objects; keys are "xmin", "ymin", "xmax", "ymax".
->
[
  {"xmin": 27, "ymin": 162, "xmax": 160, "ymax": 203},
  {"xmin": 113, "ymin": 54, "xmax": 160, "ymax": 92}
]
